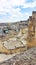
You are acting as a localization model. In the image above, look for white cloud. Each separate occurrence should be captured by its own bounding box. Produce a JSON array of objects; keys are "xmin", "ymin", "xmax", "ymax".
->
[
  {"xmin": 23, "ymin": 0, "xmax": 36, "ymax": 8},
  {"xmin": 0, "ymin": 0, "xmax": 36, "ymax": 22}
]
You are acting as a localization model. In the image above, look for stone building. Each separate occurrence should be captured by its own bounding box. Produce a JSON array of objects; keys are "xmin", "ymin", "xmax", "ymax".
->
[
  {"xmin": 32, "ymin": 11, "xmax": 36, "ymax": 38},
  {"xmin": 28, "ymin": 11, "xmax": 36, "ymax": 41}
]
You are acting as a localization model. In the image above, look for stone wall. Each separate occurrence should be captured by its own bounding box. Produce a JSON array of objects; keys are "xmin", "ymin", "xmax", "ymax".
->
[{"xmin": 28, "ymin": 11, "xmax": 36, "ymax": 41}]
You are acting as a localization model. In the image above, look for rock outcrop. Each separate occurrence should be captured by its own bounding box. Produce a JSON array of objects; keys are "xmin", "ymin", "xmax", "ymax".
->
[{"xmin": 0, "ymin": 46, "xmax": 36, "ymax": 65}]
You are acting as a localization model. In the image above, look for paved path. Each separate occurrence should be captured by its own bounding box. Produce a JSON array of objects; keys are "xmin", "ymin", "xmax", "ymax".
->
[{"xmin": 0, "ymin": 46, "xmax": 36, "ymax": 65}]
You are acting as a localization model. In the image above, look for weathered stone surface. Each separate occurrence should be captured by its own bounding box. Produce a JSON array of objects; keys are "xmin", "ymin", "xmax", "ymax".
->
[{"xmin": 0, "ymin": 46, "xmax": 36, "ymax": 65}]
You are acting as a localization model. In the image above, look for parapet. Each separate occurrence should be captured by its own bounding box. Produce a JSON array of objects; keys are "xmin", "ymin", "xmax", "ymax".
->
[
  {"xmin": 32, "ymin": 11, "xmax": 36, "ymax": 14},
  {"xmin": 32, "ymin": 11, "xmax": 36, "ymax": 19}
]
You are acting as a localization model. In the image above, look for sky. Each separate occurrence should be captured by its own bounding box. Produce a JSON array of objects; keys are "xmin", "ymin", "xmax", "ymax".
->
[{"xmin": 0, "ymin": 0, "xmax": 36, "ymax": 23}]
